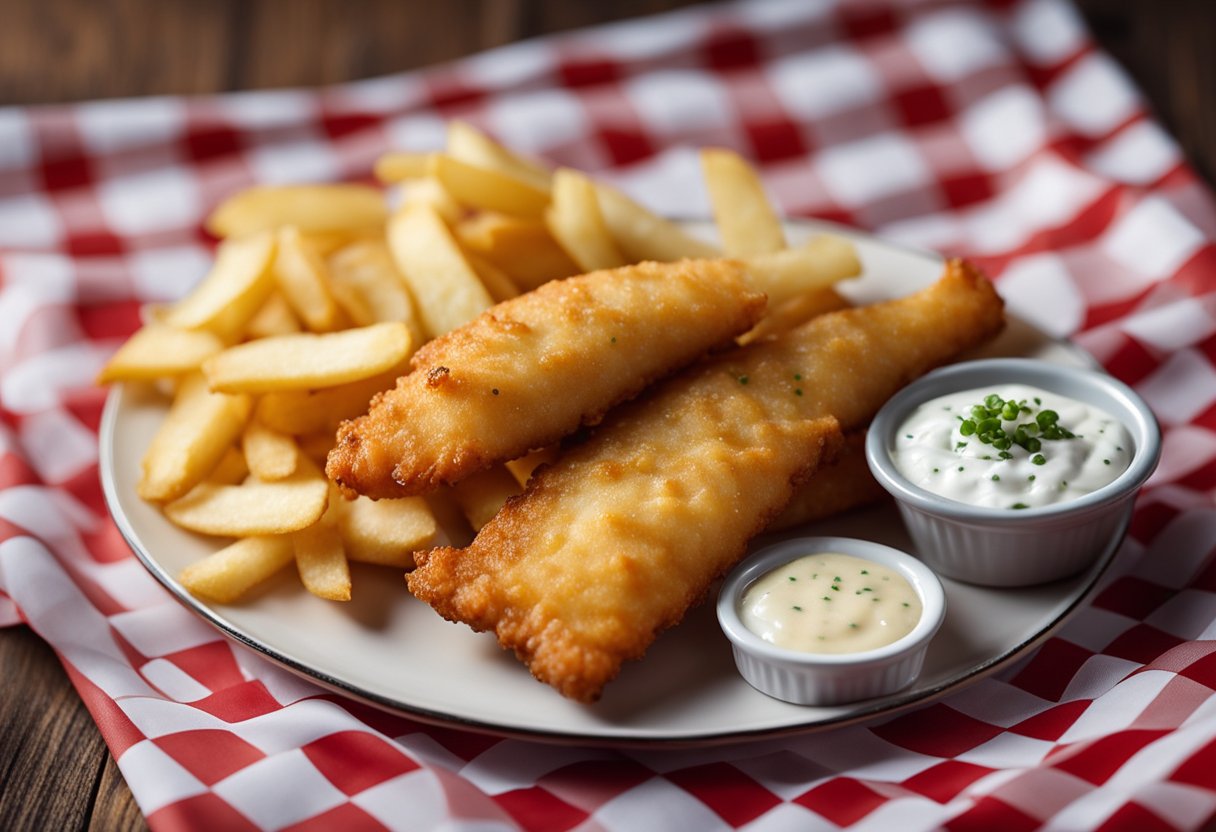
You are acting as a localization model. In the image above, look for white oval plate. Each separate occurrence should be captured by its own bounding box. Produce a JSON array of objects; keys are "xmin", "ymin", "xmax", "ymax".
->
[{"xmin": 100, "ymin": 222, "xmax": 1113, "ymax": 746}]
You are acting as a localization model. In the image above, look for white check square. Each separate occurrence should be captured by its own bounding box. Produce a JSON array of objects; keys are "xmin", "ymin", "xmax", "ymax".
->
[{"xmin": 816, "ymin": 134, "xmax": 931, "ymax": 208}]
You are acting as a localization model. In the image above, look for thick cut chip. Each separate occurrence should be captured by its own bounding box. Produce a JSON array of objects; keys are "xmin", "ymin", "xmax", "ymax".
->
[
  {"xmin": 429, "ymin": 155, "xmax": 551, "ymax": 218},
  {"xmin": 293, "ymin": 519, "xmax": 350, "ymax": 601},
  {"xmin": 399, "ymin": 177, "xmax": 465, "ymax": 224},
  {"xmin": 449, "ymin": 465, "xmax": 521, "ymax": 531},
  {"xmin": 179, "ymin": 536, "xmax": 296, "ymax": 604},
  {"xmin": 445, "ymin": 121, "xmax": 551, "ymax": 189},
  {"xmin": 164, "ymin": 475, "xmax": 329, "ymax": 536},
  {"xmin": 245, "ymin": 292, "xmax": 302, "ymax": 339},
  {"xmin": 327, "ymin": 239, "xmax": 425, "ymax": 346},
  {"xmin": 374, "ymin": 152, "xmax": 431, "ymax": 183},
  {"xmin": 504, "ymin": 447, "xmax": 558, "ymax": 487},
  {"xmin": 164, "ymin": 232, "xmax": 276, "ymax": 333},
  {"xmin": 138, "ymin": 374, "xmax": 251, "ymax": 503},
  {"xmin": 462, "ymin": 251, "xmax": 521, "ymax": 303},
  {"xmin": 455, "ymin": 214, "xmax": 579, "ymax": 291},
  {"xmin": 546, "ymin": 168, "xmax": 628, "ymax": 272},
  {"xmin": 97, "ymin": 324, "xmax": 224, "ymax": 383},
  {"xmin": 255, "ymin": 360, "xmax": 407, "ymax": 436},
  {"xmin": 336, "ymin": 495, "xmax": 437, "ymax": 568},
  {"xmin": 701, "ymin": 148, "xmax": 787, "ymax": 256},
  {"xmin": 274, "ymin": 226, "xmax": 346, "ymax": 332},
  {"xmin": 387, "ymin": 205, "xmax": 494, "ymax": 339},
  {"xmin": 595, "ymin": 184, "xmax": 719, "ymax": 262},
  {"xmin": 739, "ymin": 235, "xmax": 861, "ymax": 308},
  {"xmin": 206, "ymin": 184, "xmax": 387, "ymax": 238},
  {"xmin": 203, "ymin": 322, "xmax": 412, "ymax": 394},
  {"xmin": 207, "ymin": 447, "xmax": 249, "ymax": 485},
  {"xmin": 242, "ymin": 420, "xmax": 299, "ymax": 481}
]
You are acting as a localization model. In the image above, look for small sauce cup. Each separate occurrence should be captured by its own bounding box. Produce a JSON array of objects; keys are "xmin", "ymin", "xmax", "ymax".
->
[
  {"xmin": 866, "ymin": 358, "xmax": 1161, "ymax": 586},
  {"xmin": 717, "ymin": 536, "xmax": 945, "ymax": 706}
]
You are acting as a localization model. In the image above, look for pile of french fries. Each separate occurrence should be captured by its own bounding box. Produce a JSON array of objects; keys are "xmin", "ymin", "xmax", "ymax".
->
[{"xmin": 99, "ymin": 122, "xmax": 857, "ymax": 604}]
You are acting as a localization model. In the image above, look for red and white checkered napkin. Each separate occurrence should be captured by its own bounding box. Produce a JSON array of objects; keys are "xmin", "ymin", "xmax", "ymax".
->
[{"xmin": 2, "ymin": 0, "xmax": 1215, "ymax": 828}]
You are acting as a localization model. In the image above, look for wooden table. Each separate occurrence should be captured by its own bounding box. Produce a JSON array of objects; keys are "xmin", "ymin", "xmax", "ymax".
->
[{"xmin": 1, "ymin": 2, "xmax": 1212, "ymax": 829}]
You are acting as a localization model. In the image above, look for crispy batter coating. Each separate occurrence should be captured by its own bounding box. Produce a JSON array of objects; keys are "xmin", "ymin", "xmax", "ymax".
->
[
  {"xmin": 767, "ymin": 432, "xmax": 886, "ymax": 531},
  {"xmin": 327, "ymin": 259, "xmax": 766, "ymax": 498},
  {"xmin": 408, "ymin": 260, "xmax": 1006, "ymax": 702}
]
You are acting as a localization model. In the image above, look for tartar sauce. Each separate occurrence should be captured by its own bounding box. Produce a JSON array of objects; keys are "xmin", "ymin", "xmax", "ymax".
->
[
  {"xmin": 892, "ymin": 384, "xmax": 1132, "ymax": 510},
  {"xmin": 740, "ymin": 553, "xmax": 921, "ymax": 654}
]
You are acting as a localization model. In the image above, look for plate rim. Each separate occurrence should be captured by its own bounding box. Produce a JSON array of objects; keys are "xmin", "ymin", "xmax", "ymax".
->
[{"xmin": 99, "ymin": 219, "xmax": 1119, "ymax": 747}]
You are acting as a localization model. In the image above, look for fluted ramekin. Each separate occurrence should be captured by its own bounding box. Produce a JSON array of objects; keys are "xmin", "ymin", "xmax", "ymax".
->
[
  {"xmin": 717, "ymin": 536, "xmax": 945, "ymax": 706},
  {"xmin": 866, "ymin": 358, "xmax": 1161, "ymax": 587}
]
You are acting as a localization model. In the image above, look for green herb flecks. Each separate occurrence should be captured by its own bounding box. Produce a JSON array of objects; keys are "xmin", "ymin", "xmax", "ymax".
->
[{"xmin": 957, "ymin": 393, "xmax": 1078, "ymax": 462}]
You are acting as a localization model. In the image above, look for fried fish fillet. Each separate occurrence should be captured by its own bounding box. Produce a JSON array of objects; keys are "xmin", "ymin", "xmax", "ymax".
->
[
  {"xmin": 326, "ymin": 258, "xmax": 767, "ymax": 499},
  {"xmin": 409, "ymin": 260, "xmax": 1005, "ymax": 702}
]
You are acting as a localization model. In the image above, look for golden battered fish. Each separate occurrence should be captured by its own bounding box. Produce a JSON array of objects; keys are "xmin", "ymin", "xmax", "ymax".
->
[
  {"xmin": 408, "ymin": 260, "xmax": 1005, "ymax": 702},
  {"xmin": 327, "ymin": 258, "xmax": 767, "ymax": 499},
  {"xmin": 768, "ymin": 432, "xmax": 886, "ymax": 531}
]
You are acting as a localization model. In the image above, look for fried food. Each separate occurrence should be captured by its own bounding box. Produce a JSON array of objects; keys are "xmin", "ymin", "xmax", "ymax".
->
[
  {"xmin": 326, "ymin": 258, "xmax": 767, "ymax": 499},
  {"xmin": 767, "ymin": 432, "xmax": 886, "ymax": 531},
  {"xmin": 408, "ymin": 260, "xmax": 1005, "ymax": 702}
]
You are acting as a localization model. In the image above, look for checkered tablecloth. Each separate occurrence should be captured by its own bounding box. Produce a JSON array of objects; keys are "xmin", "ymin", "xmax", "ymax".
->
[{"xmin": 3, "ymin": 0, "xmax": 1215, "ymax": 829}]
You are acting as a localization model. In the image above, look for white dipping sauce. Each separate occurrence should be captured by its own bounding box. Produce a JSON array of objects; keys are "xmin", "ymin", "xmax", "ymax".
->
[
  {"xmin": 740, "ymin": 553, "xmax": 921, "ymax": 654},
  {"xmin": 892, "ymin": 384, "xmax": 1132, "ymax": 510}
]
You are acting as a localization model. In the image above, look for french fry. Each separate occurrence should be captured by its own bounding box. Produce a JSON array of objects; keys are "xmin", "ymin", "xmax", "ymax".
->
[
  {"xmin": 595, "ymin": 184, "xmax": 719, "ymax": 262},
  {"xmin": 446, "ymin": 121, "xmax": 551, "ymax": 189},
  {"xmin": 179, "ymin": 535, "xmax": 296, "ymax": 604},
  {"xmin": 388, "ymin": 205, "xmax": 494, "ymax": 338},
  {"xmin": 336, "ymin": 495, "xmax": 437, "ymax": 568},
  {"xmin": 504, "ymin": 446, "xmax": 559, "ymax": 487},
  {"xmin": 374, "ymin": 152, "xmax": 432, "ymax": 183},
  {"xmin": 546, "ymin": 168, "xmax": 628, "ymax": 272},
  {"xmin": 463, "ymin": 250, "xmax": 521, "ymax": 303},
  {"xmin": 701, "ymin": 148, "xmax": 786, "ymax": 256},
  {"xmin": 455, "ymin": 214, "xmax": 579, "ymax": 291},
  {"xmin": 739, "ymin": 288, "xmax": 851, "ymax": 345},
  {"xmin": 327, "ymin": 239, "xmax": 425, "ymax": 347},
  {"xmin": 255, "ymin": 360, "xmax": 407, "ymax": 436},
  {"xmin": 449, "ymin": 465, "xmax": 521, "ymax": 531},
  {"xmin": 207, "ymin": 447, "xmax": 250, "ymax": 485},
  {"xmin": 739, "ymin": 235, "xmax": 861, "ymax": 307},
  {"xmin": 242, "ymin": 420, "xmax": 298, "ymax": 481},
  {"xmin": 244, "ymin": 292, "xmax": 302, "ymax": 339},
  {"xmin": 164, "ymin": 232, "xmax": 277, "ymax": 333},
  {"xmin": 398, "ymin": 177, "xmax": 465, "ymax": 225},
  {"xmin": 164, "ymin": 474, "xmax": 329, "ymax": 536},
  {"xmin": 203, "ymin": 322, "xmax": 412, "ymax": 394},
  {"xmin": 429, "ymin": 154, "xmax": 550, "ymax": 218},
  {"xmin": 206, "ymin": 184, "xmax": 387, "ymax": 238},
  {"xmin": 138, "ymin": 373, "xmax": 252, "ymax": 503},
  {"xmin": 293, "ymin": 515, "xmax": 350, "ymax": 601},
  {"xmin": 96, "ymin": 324, "xmax": 224, "ymax": 383},
  {"xmin": 274, "ymin": 226, "xmax": 346, "ymax": 332}
]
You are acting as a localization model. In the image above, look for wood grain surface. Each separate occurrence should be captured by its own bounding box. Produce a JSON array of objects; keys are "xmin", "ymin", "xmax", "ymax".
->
[{"xmin": 0, "ymin": 1, "xmax": 1211, "ymax": 829}]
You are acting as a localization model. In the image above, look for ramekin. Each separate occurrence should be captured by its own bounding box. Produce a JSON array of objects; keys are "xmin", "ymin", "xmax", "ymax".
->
[
  {"xmin": 866, "ymin": 358, "xmax": 1161, "ymax": 587},
  {"xmin": 717, "ymin": 536, "xmax": 946, "ymax": 706}
]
